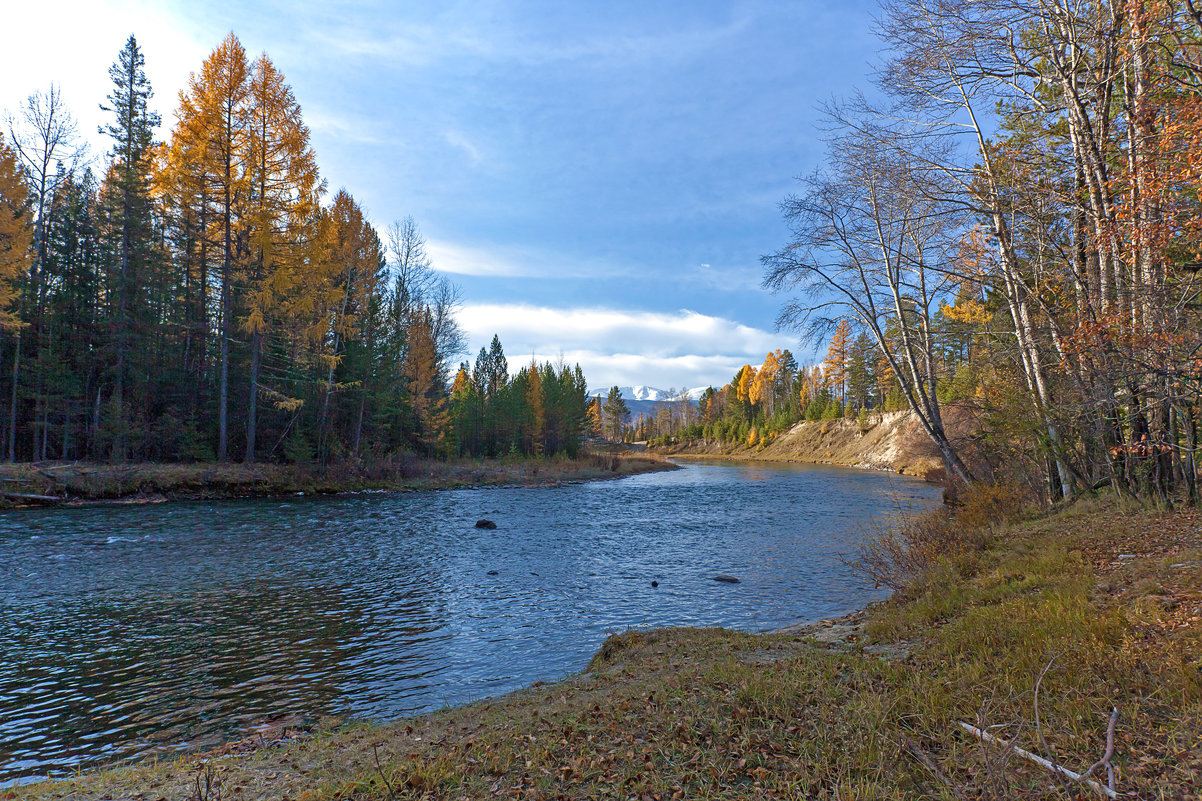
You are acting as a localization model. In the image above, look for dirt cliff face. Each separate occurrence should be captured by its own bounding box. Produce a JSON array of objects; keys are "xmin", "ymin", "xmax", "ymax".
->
[{"xmin": 654, "ymin": 409, "xmax": 980, "ymax": 481}]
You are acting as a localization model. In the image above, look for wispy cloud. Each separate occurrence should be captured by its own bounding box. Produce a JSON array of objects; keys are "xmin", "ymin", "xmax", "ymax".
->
[
  {"xmin": 303, "ymin": 107, "xmax": 394, "ymax": 147},
  {"xmin": 427, "ymin": 241, "xmax": 535, "ymax": 278},
  {"xmin": 426, "ymin": 240, "xmax": 615, "ymax": 279},
  {"xmin": 693, "ymin": 261, "xmax": 765, "ymax": 293},
  {"xmin": 442, "ymin": 130, "xmax": 485, "ymax": 164},
  {"xmin": 310, "ymin": 8, "xmax": 754, "ymax": 71}
]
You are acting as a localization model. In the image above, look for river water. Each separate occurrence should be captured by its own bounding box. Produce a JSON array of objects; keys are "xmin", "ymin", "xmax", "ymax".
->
[{"xmin": 0, "ymin": 459, "xmax": 938, "ymax": 783}]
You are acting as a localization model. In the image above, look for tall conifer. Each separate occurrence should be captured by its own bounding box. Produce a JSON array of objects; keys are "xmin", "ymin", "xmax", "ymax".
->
[{"xmin": 100, "ymin": 34, "xmax": 160, "ymax": 460}]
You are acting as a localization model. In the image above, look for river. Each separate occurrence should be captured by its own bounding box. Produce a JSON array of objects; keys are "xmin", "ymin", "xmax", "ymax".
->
[{"xmin": 0, "ymin": 459, "xmax": 938, "ymax": 783}]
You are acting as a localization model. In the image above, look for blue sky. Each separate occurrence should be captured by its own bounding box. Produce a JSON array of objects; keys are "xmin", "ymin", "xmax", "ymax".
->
[{"xmin": 2, "ymin": 0, "xmax": 880, "ymax": 391}]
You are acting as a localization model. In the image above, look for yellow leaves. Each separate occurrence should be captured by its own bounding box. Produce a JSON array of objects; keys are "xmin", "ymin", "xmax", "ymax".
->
[
  {"xmin": 822, "ymin": 320, "xmax": 852, "ymax": 397},
  {"xmin": 259, "ymin": 386, "xmax": 304, "ymax": 412},
  {"xmin": 735, "ymin": 365, "xmax": 755, "ymax": 403},
  {"xmin": 450, "ymin": 366, "xmax": 471, "ymax": 397},
  {"xmin": 243, "ymin": 307, "xmax": 266, "ymax": 334},
  {"xmin": 750, "ymin": 350, "xmax": 782, "ymax": 409},
  {"xmin": 941, "ymin": 297, "xmax": 989, "ymax": 326},
  {"xmin": 0, "ymin": 133, "xmax": 31, "ymax": 331}
]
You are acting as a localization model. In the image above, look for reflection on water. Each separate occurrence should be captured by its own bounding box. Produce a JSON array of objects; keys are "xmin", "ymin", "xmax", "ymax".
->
[{"xmin": 0, "ymin": 460, "xmax": 938, "ymax": 782}]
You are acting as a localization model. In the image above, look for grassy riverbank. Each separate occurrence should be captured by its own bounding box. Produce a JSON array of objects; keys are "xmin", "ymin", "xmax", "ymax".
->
[
  {"xmin": 0, "ymin": 453, "xmax": 675, "ymax": 506},
  {"xmin": 14, "ymin": 494, "xmax": 1200, "ymax": 799}
]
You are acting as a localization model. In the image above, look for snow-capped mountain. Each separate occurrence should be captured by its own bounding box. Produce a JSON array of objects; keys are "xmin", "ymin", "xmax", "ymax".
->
[{"xmin": 588, "ymin": 385, "xmax": 711, "ymax": 403}]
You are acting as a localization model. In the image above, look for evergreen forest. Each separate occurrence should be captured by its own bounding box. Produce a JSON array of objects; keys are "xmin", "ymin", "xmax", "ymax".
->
[{"xmin": 0, "ymin": 34, "xmax": 594, "ymax": 465}]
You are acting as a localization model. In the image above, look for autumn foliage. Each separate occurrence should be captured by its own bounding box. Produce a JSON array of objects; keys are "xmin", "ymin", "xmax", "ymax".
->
[{"xmin": 0, "ymin": 34, "xmax": 593, "ymax": 464}]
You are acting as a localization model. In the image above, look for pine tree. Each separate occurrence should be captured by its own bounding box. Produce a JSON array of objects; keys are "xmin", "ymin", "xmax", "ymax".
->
[
  {"xmin": 309, "ymin": 190, "xmax": 380, "ymax": 459},
  {"xmin": 100, "ymin": 34, "xmax": 160, "ymax": 461},
  {"xmin": 602, "ymin": 385, "xmax": 629, "ymax": 441},
  {"xmin": 6, "ymin": 85, "xmax": 82, "ymax": 461},
  {"xmin": 846, "ymin": 332, "xmax": 875, "ymax": 412},
  {"xmin": 43, "ymin": 170, "xmax": 102, "ymax": 459}
]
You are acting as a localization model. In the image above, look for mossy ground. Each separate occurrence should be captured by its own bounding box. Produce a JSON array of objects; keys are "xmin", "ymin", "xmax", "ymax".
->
[{"xmin": 11, "ymin": 496, "xmax": 1201, "ymax": 800}]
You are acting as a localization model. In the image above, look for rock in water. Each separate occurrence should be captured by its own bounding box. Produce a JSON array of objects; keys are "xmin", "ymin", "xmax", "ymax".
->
[
  {"xmin": 714, "ymin": 574, "xmax": 740, "ymax": 584},
  {"xmin": 487, "ymin": 570, "xmax": 499, "ymax": 575},
  {"xmin": 475, "ymin": 519, "xmax": 497, "ymax": 529}
]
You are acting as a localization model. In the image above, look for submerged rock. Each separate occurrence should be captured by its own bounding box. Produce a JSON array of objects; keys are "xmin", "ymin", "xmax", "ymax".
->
[
  {"xmin": 714, "ymin": 574, "xmax": 740, "ymax": 584},
  {"xmin": 475, "ymin": 519, "xmax": 497, "ymax": 529}
]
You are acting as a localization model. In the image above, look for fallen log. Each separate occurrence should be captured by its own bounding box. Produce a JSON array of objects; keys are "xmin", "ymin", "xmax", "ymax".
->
[
  {"xmin": 957, "ymin": 720, "xmax": 1116, "ymax": 798},
  {"xmin": 0, "ymin": 491, "xmax": 62, "ymax": 503}
]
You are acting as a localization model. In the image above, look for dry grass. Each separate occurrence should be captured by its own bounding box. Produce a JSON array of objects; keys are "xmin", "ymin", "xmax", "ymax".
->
[
  {"xmin": 0, "ymin": 453, "xmax": 674, "ymax": 506},
  {"xmin": 11, "ymin": 494, "xmax": 1202, "ymax": 800},
  {"xmin": 849, "ymin": 483, "xmax": 1023, "ymax": 593}
]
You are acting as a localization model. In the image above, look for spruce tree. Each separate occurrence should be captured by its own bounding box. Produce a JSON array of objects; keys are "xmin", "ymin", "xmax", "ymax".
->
[
  {"xmin": 100, "ymin": 34, "xmax": 160, "ymax": 461},
  {"xmin": 602, "ymin": 386, "xmax": 629, "ymax": 442}
]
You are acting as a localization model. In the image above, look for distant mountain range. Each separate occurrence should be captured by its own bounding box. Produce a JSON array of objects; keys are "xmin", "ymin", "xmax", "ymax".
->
[
  {"xmin": 588, "ymin": 385, "xmax": 710, "ymax": 402},
  {"xmin": 587, "ymin": 385, "xmax": 710, "ymax": 418}
]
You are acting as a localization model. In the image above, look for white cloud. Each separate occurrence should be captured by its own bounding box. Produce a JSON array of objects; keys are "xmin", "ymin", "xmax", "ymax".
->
[
  {"xmin": 426, "ymin": 239, "xmax": 605, "ymax": 279},
  {"xmin": 457, "ymin": 303, "xmax": 786, "ymax": 389},
  {"xmin": 426, "ymin": 240, "xmax": 532, "ymax": 278}
]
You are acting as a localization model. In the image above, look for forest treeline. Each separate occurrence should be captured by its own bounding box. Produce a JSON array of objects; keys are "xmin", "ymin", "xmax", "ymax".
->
[
  {"xmin": 634, "ymin": 319, "xmax": 943, "ymax": 448},
  {"xmin": 0, "ymin": 33, "xmax": 595, "ymax": 465},
  {"xmin": 749, "ymin": 0, "xmax": 1202, "ymax": 505}
]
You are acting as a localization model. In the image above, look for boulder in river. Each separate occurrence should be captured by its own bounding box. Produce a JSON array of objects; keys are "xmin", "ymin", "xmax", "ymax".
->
[
  {"xmin": 475, "ymin": 519, "xmax": 497, "ymax": 529},
  {"xmin": 714, "ymin": 574, "xmax": 740, "ymax": 584}
]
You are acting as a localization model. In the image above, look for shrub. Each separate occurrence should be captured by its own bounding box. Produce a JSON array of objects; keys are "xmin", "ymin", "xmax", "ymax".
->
[
  {"xmin": 850, "ymin": 509, "xmax": 975, "ymax": 592},
  {"xmin": 955, "ymin": 481, "xmax": 1025, "ymax": 530},
  {"xmin": 849, "ymin": 483, "xmax": 1026, "ymax": 595},
  {"xmin": 284, "ymin": 430, "xmax": 316, "ymax": 464}
]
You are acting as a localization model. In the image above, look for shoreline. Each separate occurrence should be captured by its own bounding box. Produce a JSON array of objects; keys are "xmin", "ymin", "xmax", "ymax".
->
[
  {"xmin": 660, "ymin": 450, "xmax": 940, "ymax": 482},
  {"xmin": 9, "ymin": 496, "xmax": 1200, "ymax": 797},
  {"xmin": 0, "ymin": 453, "xmax": 676, "ymax": 509},
  {"xmin": 647, "ymin": 407, "xmax": 985, "ymax": 484}
]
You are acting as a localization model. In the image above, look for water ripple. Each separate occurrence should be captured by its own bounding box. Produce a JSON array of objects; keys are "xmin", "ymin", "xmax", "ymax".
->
[{"xmin": 0, "ymin": 460, "xmax": 937, "ymax": 782}]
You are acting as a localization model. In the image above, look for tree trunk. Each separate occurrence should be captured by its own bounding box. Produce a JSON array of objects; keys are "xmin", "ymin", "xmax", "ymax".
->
[
  {"xmin": 353, "ymin": 393, "xmax": 365, "ymax": 458},
  {"xmin": 246, "ymin": 329, "xmax": 260, "ymax": 463},
  {"xmin": 7, "ymin": 331, "xmax": 20, "ymax": 462},
  {"xmin": 1187, "ymin": 404, "xmax": 1199, "ymax": 507}
]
